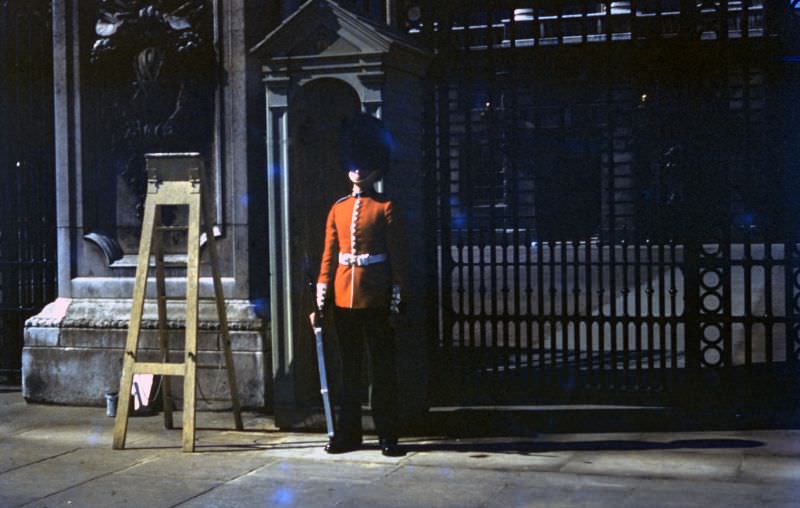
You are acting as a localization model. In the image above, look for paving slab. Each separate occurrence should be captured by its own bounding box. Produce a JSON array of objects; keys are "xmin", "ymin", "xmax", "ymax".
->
[
  {"xmin": 0, "ymin": 441, "xmax": 80, "ymax": 474},
  {"xmin": 401, "ymin": 437, "xmax": 576, "ymax": 472},
  {"xmin": 740, "ymin": 455, "xmax": 800, "ymax": 483},
  {"xmin": 2, "ymin": 388, "xmax": 800, "ymax": 508},
  {"xmin": 10, "ymin": 417, "xmax": 114, "ymax": 448},
  {"xmin": 562, "ymin": 449, "xmax": 743, "ymax": 481},
  {"xmin": 0, "ymin": 448, "xmax": 156, "ymax": 507},
  {"xmin": 367, "ymin": 463, "xmax": 508, "ymax": 508},
  {"xmin": 178, "ymin": 458, "xmax": 399, "ymax": 508},
  {"xmin": 0, "ymin": 402, "xmax": 95, "ymax": 439},
  {"xmin": 178, "ymin": 473, "xmax": 363, "ymax": 508},
  {"xmin": 18, "ymin": 473, "xmax": 217, "ymax": 508},
  {"xmin": 122, "ymin": 450, "xmax": 278, "ymax": 482},
  {"xmin": 486, "ymin": 472, "xmax": 769, "ymax": 508}
]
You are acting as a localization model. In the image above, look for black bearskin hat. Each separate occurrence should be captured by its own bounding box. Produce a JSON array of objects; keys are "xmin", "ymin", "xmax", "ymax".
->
[{"xmin": 339, "ymin": 113, "xmax": 392, "ymax": 174}]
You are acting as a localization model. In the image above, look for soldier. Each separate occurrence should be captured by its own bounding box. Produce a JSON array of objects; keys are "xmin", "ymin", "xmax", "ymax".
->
[{"xmin": 315, "ymin": 113, "xmax": 408, "ymax": 457}]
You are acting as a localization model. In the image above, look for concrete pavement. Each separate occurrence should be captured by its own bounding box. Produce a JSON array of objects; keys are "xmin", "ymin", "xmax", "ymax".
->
[{"xmin": 1, "ymin": 386, "xmax": 799, "ymax": 507}]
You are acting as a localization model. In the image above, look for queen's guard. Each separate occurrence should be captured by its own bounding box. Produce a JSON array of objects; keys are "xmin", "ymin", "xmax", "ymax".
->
[{"xmin": 315, "ymin": 113, "xmax": 408, "ymax": 456}]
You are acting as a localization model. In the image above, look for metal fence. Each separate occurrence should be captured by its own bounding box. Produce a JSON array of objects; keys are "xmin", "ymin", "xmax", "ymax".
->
[
  {"xmin": 0, "ymin": 0, "xmax": 57, "ymax": 384},
  {"xmin": 410, "ymin": 1, "xmax": 800, "ymax": 406}
]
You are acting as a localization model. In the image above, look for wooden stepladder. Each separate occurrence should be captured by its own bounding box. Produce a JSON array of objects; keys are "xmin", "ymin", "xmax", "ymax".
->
[{"xmin": 112, "ymin": 153, "xmax": 243, "ymax": 452}]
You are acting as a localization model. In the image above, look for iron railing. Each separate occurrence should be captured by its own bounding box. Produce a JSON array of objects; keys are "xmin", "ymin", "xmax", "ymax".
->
[
  {"xmin": 412, "ymin": 1, "xmax": 800, "ymax": 406},
  {"xmin": 0, "ymin": 0, "xmax": 57, "ymax": 384}
]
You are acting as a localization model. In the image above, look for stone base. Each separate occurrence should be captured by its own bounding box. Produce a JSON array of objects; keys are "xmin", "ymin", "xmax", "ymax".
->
[{"xmin": 22, "ymin": 297, "xmax": 269, "ymax": 409}]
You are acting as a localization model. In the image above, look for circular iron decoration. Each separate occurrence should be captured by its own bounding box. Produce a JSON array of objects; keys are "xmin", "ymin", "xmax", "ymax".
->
[
  {"xmin": 702, "ymin": 345, "xmax": 722, "ymax": 366},
  {"xmin": 702, "ymin": 293, "xmax": 723, "ymax": 314},
  {"xmin": 698, "ymin": 243, "xmax": 726, "ymax": 367},
  {"xmin": 701, "ymin": 269, "xmax": 722, "ymax": 290},
  {"xmin": 702, "ymin": 323, "xmax": 723, "ymax": 345},
  {"xmin": 702, "ymin": 244, "xmax": 723, "ymax": 257}
]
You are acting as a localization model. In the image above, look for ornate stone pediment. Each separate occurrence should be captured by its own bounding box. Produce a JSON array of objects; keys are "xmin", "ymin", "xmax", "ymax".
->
[
  {"xmin": 251, "ymin": 0, "xmax": 426, "ymax": 65},
  {"xmin": 288, "ymin": 24, "xmax": 359, "ymax": 57}
]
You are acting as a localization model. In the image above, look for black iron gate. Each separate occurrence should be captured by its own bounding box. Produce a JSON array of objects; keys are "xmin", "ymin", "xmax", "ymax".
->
[
  {"xmin": 0, "ymin": 1, "xmax": 57, "ymax": 384},
  {"xmin": 410, "ymin": 1, "xmax": 800, "ymax": 408}
]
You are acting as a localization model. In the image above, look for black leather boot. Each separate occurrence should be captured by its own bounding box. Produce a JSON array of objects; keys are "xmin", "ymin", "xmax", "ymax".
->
[
  {"xmin": 379, "ymin": 437, "xmax": 405, "ymax": 457},
  {"xmin": 324, "ymin": 435, "xmax": 362, "ymax": 454}
]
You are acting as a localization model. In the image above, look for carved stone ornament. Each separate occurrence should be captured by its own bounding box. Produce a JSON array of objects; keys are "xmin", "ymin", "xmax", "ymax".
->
[{"xmin": 89, "ymin": 0, "xmax": 216, "ymax": 220}]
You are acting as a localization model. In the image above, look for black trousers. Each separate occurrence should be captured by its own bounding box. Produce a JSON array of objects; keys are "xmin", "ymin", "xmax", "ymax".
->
[{"xmin": 332, "ymin": 306, "xmax": 399, "ymax": 440}]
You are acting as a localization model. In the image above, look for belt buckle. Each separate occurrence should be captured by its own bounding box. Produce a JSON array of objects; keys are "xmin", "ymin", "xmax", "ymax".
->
[{"xmin": 341, "ymin": 253, "xmax": 369, "ymax": 266}]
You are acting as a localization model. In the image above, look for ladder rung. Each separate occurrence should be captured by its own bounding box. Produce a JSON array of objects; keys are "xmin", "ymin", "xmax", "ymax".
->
[
  {"xmin": 133, "ymin": 362, "xmax": 185, "ymax": 376},
  {"xmin": 152, "ymin": 261, "xmax": 211, "ymax": 267},
  {"xmin": 158, "ymin": 296, "xmax": 220, "ymax": 301}
]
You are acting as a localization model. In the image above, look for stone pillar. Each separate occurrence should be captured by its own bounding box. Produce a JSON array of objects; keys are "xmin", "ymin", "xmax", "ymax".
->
[{"xmin": 23, "ymin": 0, "xmax": 268, "ymax": 409}]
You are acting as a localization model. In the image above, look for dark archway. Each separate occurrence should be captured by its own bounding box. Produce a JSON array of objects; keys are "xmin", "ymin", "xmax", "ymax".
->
[{"xmin": 288, "ymin": 78, "xmax": 361, "ymax": 403}]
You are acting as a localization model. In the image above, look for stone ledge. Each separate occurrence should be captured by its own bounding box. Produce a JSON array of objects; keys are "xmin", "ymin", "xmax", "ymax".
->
[
  {"xmin": 28, "ymin": 318, "xmax": 264, "ymax": 331},
  {"xmin": 25, "ymin": 297, "xmax": 265, "ymax": 331}
]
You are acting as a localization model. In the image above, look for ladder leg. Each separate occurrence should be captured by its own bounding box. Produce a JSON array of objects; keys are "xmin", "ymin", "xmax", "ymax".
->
[
  {"xmin": 154, "ymin": 208, "xmax": 174, "ymax": 430},
  {"xmin": 182, "ymin": 193, "xmax": 201, "ymax": 452},
  {"xmin": 202, "ymin": 200, "xmax": 243, "ymax": 430},
  {"xmin": 112, "ymin": 201, "xmax": 157, "ymax": 450}
]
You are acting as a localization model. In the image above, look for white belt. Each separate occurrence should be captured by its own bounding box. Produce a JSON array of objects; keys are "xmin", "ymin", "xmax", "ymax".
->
[{"xmin": 338, "ymin": 252, "xmax": 387, "ymax": 267}]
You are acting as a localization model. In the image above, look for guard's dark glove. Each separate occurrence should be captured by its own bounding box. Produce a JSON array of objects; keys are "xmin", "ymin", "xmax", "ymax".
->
[{"xmin": 310, "ymin": 310, "xmax": 323, "ymax": 328}]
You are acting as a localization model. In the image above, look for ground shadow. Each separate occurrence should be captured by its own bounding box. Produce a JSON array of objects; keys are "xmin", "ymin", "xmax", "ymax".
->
[
  {"xmin": 398, "ymin": 437, "xmax": 764, "ymax": 455},
  {"xmin": 124, "ymin": 439, "xmax": 326, "ymax": 453},
  {"xmin": 125, "ymin": 435, "xmax": 765, "ymax": 455},
  {"xmin": 194, "ymin": 427, "xmax": 281, "ymax": 434},
  {"xmin": 417, "ymin": 405, "xmax": 800, "ymax": 437}
]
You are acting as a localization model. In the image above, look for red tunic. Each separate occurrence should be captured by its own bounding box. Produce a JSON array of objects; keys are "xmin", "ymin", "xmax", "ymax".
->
[{"xmin": 318, "ymin": 192, "xmax": 408, "ymax": 309}]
